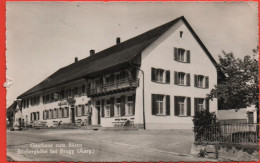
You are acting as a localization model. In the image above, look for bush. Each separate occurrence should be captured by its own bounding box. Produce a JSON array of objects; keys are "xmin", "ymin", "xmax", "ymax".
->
[{"xmin": 193, "ymin": 110, "xmax": 221, "ymax": 142}]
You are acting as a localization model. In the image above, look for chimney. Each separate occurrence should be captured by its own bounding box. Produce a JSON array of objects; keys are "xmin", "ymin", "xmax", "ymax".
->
[
  {"xmin": 75, "ymin": 57, "xmax": 78, "ymax": 62},
  {"xmin": 116, "ymin": 37, "xmax": 121, "ymax": 44},
  {"xmin": 90, "ymin": 49, "xmax": 95, "ymax": 56}
]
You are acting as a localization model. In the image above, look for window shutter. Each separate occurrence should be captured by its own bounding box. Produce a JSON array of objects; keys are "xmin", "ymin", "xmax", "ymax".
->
[
  {"xmin": 43, "ymin": 111, "xmax": 44, "ymax": 120},
  {"xmin": 110, "ymin": 97, "xmax": 114, "ymax": 117},
  {"xmin": 194, "ymin": 75, "xmax": 198, "ymax": 87},
  {"xmin": 133, "ymin": 94, "xmax": 136, "ymax": 115},
  {"xmin": 174, "ymin": 71, "xmax": 178, "ymax": 85},
  {"xmin": 67, "ymin": 108, "xmax": 69, "ymax": 117},
  {"xmin": 174, "ymin": 47, "xmax": 178, "ymax": 60},
  {"xmin": 187, "ymin": 97, "xmax": 191, "ymax": 116},
  {"xmin": 186, "ymin": 73, "xmax": 190, "ymax": 86},
  {"xmin": 205, "ymin": 76, "xmax": 209, "ymax": 88},
  {"xmin": 166, "ymin": 95, "xmax": 170, "ymax": 115},
  {"xmin": 186, "ymin": 50, "xmax": 190, "ymax": 63},
  {"xmin": 151, "ymin": 68, "xmax": 156, "ymax": 82},
  {"xmin": 101, "ymin": 100, "xmax": 104, "ymax": 117},
  {"xmin": 194, "ymin": 98, "xmax": 198, "ymax": 115},
  {"xmin": 120, "ymin": 96, "xmax": 125, "ymax": 116},
  {"xmin": 174, "ymin": 96, "xmax": 179, "ymax": 116},
  {"xmin": 205, "ymin": 98, "xmax": 209, "ymax": 112},
  {"xmin": 152, "ymin": 94, "xmax": 157, "ymax": 115},
  {"xmin": 166, "ymin": 70, "xmax": 170, "ymax": 84}
]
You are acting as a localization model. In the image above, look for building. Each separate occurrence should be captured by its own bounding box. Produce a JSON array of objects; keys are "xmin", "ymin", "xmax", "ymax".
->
[
  {"xmin": 218, "ymin": 105, "xmax": 258, "ymax": 124},
  {"xmin": 15, "ymin": 16, "xmax": 223, "ymax": 130}
]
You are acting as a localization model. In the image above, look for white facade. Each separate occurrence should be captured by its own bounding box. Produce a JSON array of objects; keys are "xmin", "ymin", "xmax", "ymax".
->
[{"xmin": 135, "ymin": 20, "xmax": 218, "ymax": 129}]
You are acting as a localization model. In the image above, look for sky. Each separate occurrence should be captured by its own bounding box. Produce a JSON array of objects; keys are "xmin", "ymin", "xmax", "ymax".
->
[{"xmin": 6, "ymin": 1, "xmax": 258, "ymax": 107}]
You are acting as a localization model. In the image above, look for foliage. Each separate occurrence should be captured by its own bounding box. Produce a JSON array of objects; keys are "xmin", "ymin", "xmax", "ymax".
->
[
  {"xmin": 208, "ymin": 47, "xmax": 259, "ymax": 109},
  {"xmin": 193, "ymin": 110, "xmax": 221, "ymax": 142}
]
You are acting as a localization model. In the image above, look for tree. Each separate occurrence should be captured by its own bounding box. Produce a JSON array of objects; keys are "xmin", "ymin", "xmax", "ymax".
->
[{"xmin": 208, "ymin": 47, "xmax": 259, "ymax": 110}]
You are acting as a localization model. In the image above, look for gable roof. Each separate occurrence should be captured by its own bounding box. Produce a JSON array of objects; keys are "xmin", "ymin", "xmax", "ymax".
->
[{"xmin": 18, "ymin": 16, "xmax": 220, "ymax": 98}]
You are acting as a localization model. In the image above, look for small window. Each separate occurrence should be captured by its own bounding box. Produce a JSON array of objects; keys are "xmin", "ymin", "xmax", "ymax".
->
[
  {"xmin": 178, "ymin": 48, "xmax": 185, "ymax": 62},
  {"xmin": 198, "ymin": 76, "xmax": 204, "ymax": 88},
  {"xmin": 156, "ymin": 69, "xmax": 164, "ymax": 82},
  {"xmin": 151, "ymin": 68, "xmax": 170, "ymax": 84},
  {"xmin": 194, "ymin": 75, "xmax": 209, "ymax": 88},
  {"xmin": 194, "ymin": 98, "xmax": 209, "ymax": 114},
  {"xmin": 174, "ymin": 72, "xmax": 190, "ymax": 86},
  {"xmin": 174, "ymin": 47, "xmax": 190, "ymax": 63},
  {"xmin": 178, "ymin": 73, "xmax": 185, "ymax": 85}
]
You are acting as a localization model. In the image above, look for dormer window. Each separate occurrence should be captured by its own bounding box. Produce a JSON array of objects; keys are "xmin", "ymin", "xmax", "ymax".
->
[{"xmin": 174, "ymin": 47, "xmax": 190, "ymax": 63}]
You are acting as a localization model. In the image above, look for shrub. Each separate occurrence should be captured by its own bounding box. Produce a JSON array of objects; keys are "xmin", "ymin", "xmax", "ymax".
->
[{"xmin": 193, "ymin": 110, "xmax": 221, "ymax": 142}]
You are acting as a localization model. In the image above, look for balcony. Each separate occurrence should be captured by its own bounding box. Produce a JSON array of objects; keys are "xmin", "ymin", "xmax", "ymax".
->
[{"xmin": 87, "ymin": 78, "xmax": 139, "ymax": 97}]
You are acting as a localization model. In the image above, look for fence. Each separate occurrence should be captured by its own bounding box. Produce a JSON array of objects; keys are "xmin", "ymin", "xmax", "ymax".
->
[{"xmin": 195, "ymin": 123, "xmax": 259, "ymax": 144}]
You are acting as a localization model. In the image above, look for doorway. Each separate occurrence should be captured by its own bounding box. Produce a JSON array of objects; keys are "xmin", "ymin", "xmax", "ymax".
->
[{"xmin": 71, "ymin": 107, "xmax": 75, "ymax": 123}]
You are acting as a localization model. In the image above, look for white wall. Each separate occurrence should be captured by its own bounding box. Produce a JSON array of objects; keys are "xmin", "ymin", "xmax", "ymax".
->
[{"xmin": 139, "ymin": 19, "xmax": 218, "ymax": 129}]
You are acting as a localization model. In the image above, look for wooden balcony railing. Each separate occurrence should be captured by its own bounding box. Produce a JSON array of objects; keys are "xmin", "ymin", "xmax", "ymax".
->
[{"xmin": 87, "ymin": 78, "xmax": 139, "ymax": 97}]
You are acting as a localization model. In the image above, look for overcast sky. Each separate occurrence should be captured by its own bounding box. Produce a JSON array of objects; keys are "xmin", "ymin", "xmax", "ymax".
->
[{"xmin": 6, "ymin": 2, "xmax": 258, "ymax": 107}]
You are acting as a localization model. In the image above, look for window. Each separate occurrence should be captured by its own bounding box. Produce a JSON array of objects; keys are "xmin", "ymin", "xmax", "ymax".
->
[
  {"xmin": 156, "ymin": 69, "xmax": 164, "ymax": 82},
  {"xmin": 46, "ymin": 110, "xmax": 49, "ymax": 119},
  {"xmin": 178, "ymin": 97, "xmax": 185, "ymax": 115},
  {"xmin": 152, "ymin": 94, "xmax": 170, "ymax": 116},
  {"xmin": 105, "ymin": 100, "xmax": 110, "ymax": 117},
  {"xmin": 53, "ymin": 109, "xmax": 57, "ymax": 119},
  {"xmin": 174, "ymin": 47, "xmax": 190, "ymax": 63},
  {"xmin": 115, "ymin": 98, "xmax": 121, "ymax": 116},
  {"xmin": 174, "ymin": 72, "xmax": 190, "ymax": 86},
  {"xmin": 64, "ymin": 107, "xmax": 69, "ymax": 118},
  {"xmin": 50, "ymin": 109, "xmax": 53, "ymax": 119},
  {"xmin": 127, "ymin": 96, "xmax": 134, "ymax": 115},
  {"xmin": 198, "ymin": 76, "xmax": 204, "ymax": 87},
  {"xmin": 61, "ymin": 108, "xmax": 65, "ymax": 118},
  {"xmin": 194, "ymin": 98, "xmax": 209, "ymax": 114},
  {"xmin": 77, "ymin": 105, "xmax": 82, "ymax": 117},
  {"xmin": 59, "ymin": 108, "xmax": 62, "ymax": 118},
  {"xmin": 178, "ymin": 73, "xmax": 185, "ymax": 85},
  {"xmin": 156, "ymin": 95, "xmax": 164, "ymax": 115},
  {"xmin": 81, "ymin": 105, "xmax": 85, "ymax": 116},
  {"xmin": 151, "ymin": 68, "xmax": 170, "ymax": 83},
  {"xmin": 194, "ymin": 75, "xmax": 209, "ymax": 88},
  {"xmin": 198, "ymin": 99, "xmax": 204, "ymax": 111},
  {"xmin": 174, "ymin": 96, "xmax": 191, "ymax": 116}
]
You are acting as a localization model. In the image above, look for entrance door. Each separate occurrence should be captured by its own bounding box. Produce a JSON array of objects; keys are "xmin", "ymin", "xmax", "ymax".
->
[
  {"xmin": 71, "ymin": 107, "xmax": 75, "ymax": 123},
  {"xmin": 97, "ymin": 106, "xmax": 101, "ymax": 125}
]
